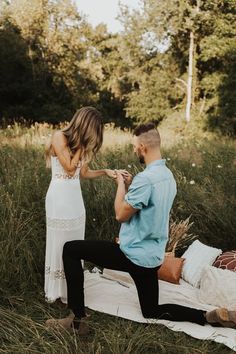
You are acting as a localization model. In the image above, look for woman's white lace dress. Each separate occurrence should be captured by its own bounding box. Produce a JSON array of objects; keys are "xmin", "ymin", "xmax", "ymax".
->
[{"xmin": 44, "ymin": 156, "xmax": 85, "ymax": 303}]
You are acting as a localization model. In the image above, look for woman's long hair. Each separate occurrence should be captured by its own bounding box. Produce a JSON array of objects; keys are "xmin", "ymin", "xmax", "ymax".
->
[{"xmin": 45, "ymin": 107, "xmax": 103, "ymax": 167}]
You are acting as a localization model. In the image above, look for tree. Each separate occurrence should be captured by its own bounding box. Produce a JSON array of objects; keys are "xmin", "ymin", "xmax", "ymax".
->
[
  {"xmin": 118, "ymin": 0, "xmax": 236, "ymax": 132},
  {"xmin": 0, "ymin": 0, "xmax": 133, "ymax": 126},
  {"xmin": 0, "ymin": 0, "xmax": 96, "ymax": 123},
  {"xmin": 197, "ymin": 0, "xmax": 236, "ymax": 134},
  {"xmin": 0, "ymin": 0, "xmax": 235, "ymax": 133},
  {"xmin": 116, "ymin": 0, "xmax": 184, "ymax": 123},
  {"xmin": 80, "ymin": 24, "xmax": 133, "ymax": 127},
  {"xmin": 0, "ymin": 23, "xmax": 35, "ymax": 120}
]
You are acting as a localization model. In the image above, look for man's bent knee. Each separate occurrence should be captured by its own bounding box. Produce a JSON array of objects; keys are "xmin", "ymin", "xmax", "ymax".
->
[{"xmin": 63, "ymin": 240, "xmax": 78, "ymax": 259}]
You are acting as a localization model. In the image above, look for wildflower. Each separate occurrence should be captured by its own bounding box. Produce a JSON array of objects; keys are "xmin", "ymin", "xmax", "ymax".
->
[
  {"xmin": 189, "ymin": 180, "xmax": 195, "ymax": 185},
  {"xmin": 93, "ymin": 218, "xmax": 96, "ymax": 222},
  {"xmin": 191, "ymin": 163, "xmax": 196, "ymax": 167},
  {"xmin": 7, "ymin": 125, "xmax": 11, "ymax": 129},
  {"xmin": 167, "ymin": 157, "xmax": 171, "ymax": 161},
  {"xmin": 127, "ymin": 164, "xmax": 131, "ymax": 168},
  {"xmin": 91, "ymin": 267, "xmax": 102, "ymax": 274},
  {"xmin": 217, "ymin": 165, "xmax": 223, "ymax": 168}
]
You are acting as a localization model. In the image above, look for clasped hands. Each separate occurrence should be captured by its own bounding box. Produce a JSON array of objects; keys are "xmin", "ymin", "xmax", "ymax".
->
[{"xmin": 105, "ymin": 168, "xmax": 132, "ymax": 187}]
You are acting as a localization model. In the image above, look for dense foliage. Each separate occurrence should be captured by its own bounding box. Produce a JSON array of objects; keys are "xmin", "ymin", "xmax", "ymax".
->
[{"xmin": 0, "ymin": 0, "xmax": 235, "ymax": 133}]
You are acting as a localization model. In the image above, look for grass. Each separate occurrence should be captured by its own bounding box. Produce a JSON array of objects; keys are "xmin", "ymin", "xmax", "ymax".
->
[
  {"xmin": 0, "ymin": 120, "xmax": 235, "ymax": 353},
  {"xmin": 1, "ymin": 303, "xmax": 232, "ymax": 354}
]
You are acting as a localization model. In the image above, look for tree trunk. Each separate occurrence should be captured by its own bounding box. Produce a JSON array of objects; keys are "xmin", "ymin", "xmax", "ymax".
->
[
  {"xmin": 28, "ymin": 44, "xmax": 36, "ymax": 83},
  {"xmin": 186, "ymin": 31, "xmax": 194, "ymax": 122}
]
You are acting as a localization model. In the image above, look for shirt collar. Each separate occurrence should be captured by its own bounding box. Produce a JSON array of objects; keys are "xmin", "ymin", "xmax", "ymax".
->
[{"xmin": 146, "ymin": 159, "xmax": 166, "ymax": 169}]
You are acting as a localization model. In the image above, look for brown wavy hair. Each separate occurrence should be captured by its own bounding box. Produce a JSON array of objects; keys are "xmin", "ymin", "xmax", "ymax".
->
[{"xmin": 46, "ymin": 107, "xmax": 103, "ymax": 166}]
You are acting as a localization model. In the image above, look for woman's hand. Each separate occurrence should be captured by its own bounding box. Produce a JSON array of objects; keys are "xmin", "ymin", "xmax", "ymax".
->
[{"xmin": 105, "ymin": 169, "xmax": 117, "ymax": 179}]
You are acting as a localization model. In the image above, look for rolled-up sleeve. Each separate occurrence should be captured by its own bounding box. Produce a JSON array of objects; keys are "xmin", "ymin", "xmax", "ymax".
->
[{"xmin": 125, "ymin": 174, "xmax": 151, "ymax": 210}]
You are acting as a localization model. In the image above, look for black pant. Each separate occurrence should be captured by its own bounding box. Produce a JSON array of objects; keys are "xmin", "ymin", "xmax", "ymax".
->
[{"xmin": 63, "ymin": 240, "xmax": 206, "ymax": 325}]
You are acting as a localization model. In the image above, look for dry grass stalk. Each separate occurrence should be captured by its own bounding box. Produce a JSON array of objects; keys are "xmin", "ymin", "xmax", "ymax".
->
[{"xmin": 167, "ymin": 217, "xmax": 197, "ymax": 254}]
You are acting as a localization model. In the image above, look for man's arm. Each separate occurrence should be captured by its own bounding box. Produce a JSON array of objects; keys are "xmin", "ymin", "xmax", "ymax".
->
[{"xmin": 114, "ymin": 170, "xmax": 138, "ymax": 222}]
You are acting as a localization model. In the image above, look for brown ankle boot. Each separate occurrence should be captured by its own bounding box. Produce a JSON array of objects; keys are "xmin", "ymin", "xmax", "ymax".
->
[
  {"xmin": 45, "ymin": 313, "xmax": 90, "ymax": 335},
  {"xmin": 73, "ymin": 319, "xmax": 90, "ymax": 336},
  {"xmin": 206, "ymin": 308, "xmax": 236, "ymax": 328},
  {"xmin": 45, "ymin": 312, "xmax": 75, "ymax": 330}
]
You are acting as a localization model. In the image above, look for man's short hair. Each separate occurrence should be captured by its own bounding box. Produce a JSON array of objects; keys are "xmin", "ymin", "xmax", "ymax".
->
[
  {"xmin": 133, "ymin": 122, "xmax": 161, "ymax": 148},
  {"xmin": 133, "ymin": 123, "xmax": 156, "ymax": 136}
]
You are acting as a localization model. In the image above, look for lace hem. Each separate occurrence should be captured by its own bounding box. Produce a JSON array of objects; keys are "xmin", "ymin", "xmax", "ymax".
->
[
  {"xmin": 53, "ymin": 173, "xmax": 80, "ymax": 180},
  {"xmin": 45, "ymin": 266, "xmax": 65, "ymax": 279},
  {"xmin": 46, "ymin": 215, "xmax": 85, "ymax": 230}
]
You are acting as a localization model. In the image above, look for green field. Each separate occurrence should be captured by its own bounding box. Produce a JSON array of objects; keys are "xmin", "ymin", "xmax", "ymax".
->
[{"xmin": 0, "ymin": 122, "xmax": 235, "ymax": 353}]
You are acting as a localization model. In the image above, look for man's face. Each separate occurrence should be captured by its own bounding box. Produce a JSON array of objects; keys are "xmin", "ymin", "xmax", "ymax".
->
[{"xmin": 132, "ymin": 136, "xmax": 145, "ymax": 164}]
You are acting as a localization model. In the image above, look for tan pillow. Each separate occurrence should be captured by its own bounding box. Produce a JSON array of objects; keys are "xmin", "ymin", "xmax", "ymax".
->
[
  {"xmin": 158, "ymin": 254, "xmax": 185, "ymax": 284},
  {"xmin": 115, "ymin": 238, "xmax": 184, "ymax": 284}
]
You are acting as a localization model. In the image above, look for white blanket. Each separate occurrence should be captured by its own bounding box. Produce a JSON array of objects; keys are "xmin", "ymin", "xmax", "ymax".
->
[{"xmin": 84, "ymin": 270, "xmax": 236, "ymax": 352}]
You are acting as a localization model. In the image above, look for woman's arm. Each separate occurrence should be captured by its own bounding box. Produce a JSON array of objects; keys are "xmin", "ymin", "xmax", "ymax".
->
[
  {"xmin": 80, "ymin": 163, "xmax": 116, "ymax": 179},
  {"xmin": 51, "ymin": 131, "xmax": 81, "ymax": 176}
]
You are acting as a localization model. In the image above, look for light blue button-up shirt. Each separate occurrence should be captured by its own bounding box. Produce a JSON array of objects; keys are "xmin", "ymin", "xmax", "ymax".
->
[{"xmin": 119, "ymin": 159, "xmax": 177, "ymax": 268}]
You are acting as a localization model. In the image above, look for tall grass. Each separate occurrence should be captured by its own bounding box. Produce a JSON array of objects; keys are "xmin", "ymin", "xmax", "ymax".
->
[
  {"xmin": 1, "ymin": 305, "xmax": 232, "ymax": 354},
  {"xmin": 0, "ymin": 123, "xmax": 235, "ymax": 353},
  {"xmin": 167, "ymin": 139, "xmax": 236, "ymax": 251}
]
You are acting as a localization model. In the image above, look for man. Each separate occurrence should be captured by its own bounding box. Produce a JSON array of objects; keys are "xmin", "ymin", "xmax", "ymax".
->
[{"xmin": 46, "ymin": 123, "xmax": 236, "ymax": 333}]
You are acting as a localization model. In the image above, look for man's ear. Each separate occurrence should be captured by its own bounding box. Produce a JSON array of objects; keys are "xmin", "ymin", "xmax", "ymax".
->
[{"xmin": 140, "ymin": 142, "xmax": 146, "ymax": 153}]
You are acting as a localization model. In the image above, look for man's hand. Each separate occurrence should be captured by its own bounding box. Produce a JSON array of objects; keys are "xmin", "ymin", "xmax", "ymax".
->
[
  {"xmin": 117, "ymin": 169, "xmax": 133, "ymax": 189},
  {"xmin": 121, "ymin": 170, "xmax": 133, "ymax": 188},
  {"xmin": 114, "ymin": 169, "xmax": 125, "ymax": 184},
  {"xmin": 114, "ymin": 169, "xmax": 137, "ymax": 222}
]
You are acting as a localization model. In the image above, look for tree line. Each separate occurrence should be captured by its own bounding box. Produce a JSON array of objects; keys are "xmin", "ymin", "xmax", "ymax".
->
[{"xmin": 0, "ymin": 0, "xmax": 235, "ymax": 134}]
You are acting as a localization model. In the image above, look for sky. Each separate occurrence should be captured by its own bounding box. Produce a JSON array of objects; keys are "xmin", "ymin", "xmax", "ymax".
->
[{"xmin": 75, "ymin": 0, "xmax": 140, "ymax": 33}]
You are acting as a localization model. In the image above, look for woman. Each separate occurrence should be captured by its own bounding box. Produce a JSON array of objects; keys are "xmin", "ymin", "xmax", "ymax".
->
[{"xmin": 44, "ymin": 107, "xmax": 116, "ymax": 304}]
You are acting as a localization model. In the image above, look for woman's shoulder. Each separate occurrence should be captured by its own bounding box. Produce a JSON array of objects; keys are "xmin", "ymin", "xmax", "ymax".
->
[{"xmin": 52, "ymin": 130, "xmax": 67, "ymax": 145}]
